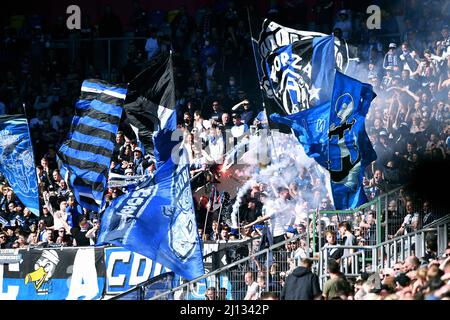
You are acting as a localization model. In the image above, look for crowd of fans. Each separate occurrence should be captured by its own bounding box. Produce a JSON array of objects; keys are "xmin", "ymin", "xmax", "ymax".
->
[
  {"xmin": 0, "ymin": 0, "xmax": 449, "ymax": 300},
  {"xmin": 201, "ymin": 246, "xmax": 450, "ymax": 300},
  {"xmin": 277, "ymin": 250, "xmax": 450, "ymax": 300}
]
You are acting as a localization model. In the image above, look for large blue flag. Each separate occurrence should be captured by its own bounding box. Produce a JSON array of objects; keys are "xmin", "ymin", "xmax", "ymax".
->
[
  {"xmin": 263, "ymin": 35, "xmax": 336, "ymax": 114},
  {"xmin": 271, "ymin": 71, "xmax": 377, "ymax": 209},
  {"xmin": 58, "ymin": 80, "xmax": 127, "ymax": 212},
  {"xmin": 97, "ymin": 148, "xmax": 205, "ymax": 281},
  {"xmin": 254, "ymin": 19, "xmax": 350, "ymax": 132},
  {"xmin": 98, "ymin": 52, "xmax": 204, "ymax": 280},
  {"xmin": 0, "ymin": 115, "xmax": 40, "ymax": 216}
]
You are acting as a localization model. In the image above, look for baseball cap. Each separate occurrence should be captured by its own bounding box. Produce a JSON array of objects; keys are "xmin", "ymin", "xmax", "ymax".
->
[
  {"xmin": 133, "ymin": 147, "xmax": 142, "ymax": 153},
  {"xmin": 389, "ymin": 43, "xmax": 397, "ymax": 49},
  {"xmin": 125, "ymin": 168, "xmax": 133, "ymax": 175}
]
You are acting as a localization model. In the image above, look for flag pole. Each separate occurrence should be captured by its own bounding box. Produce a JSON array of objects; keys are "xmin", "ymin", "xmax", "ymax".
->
[
  {"xmin": 202, "ymin": 206, "xmax": 210, "ymax": 241},
  {"xmin": 22, "ymin": 103, "xmax": 41, "ymax": 216},
  {"xmin": 216, "ymin": 191, "xmax": 225, "ymax": 226},
  {"xmin": 246, "ymin": 7, "xmax": 280, "ymax": 165},
  {"xmin": 203, "ymin": 184, "xmax": 215, "ymax": 240}
]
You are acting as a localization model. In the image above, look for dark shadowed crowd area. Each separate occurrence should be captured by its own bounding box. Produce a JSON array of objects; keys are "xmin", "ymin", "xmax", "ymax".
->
[{"xmin": 0, "ymin": 0, "xmax": 449, "ymax": 300}]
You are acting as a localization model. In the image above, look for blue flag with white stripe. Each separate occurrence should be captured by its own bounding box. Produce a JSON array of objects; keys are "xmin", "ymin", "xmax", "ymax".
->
[
  {"xmin": 58, "ymin": 80, "xmax": 127, "ymax": 212},
  {"xmin": 98, "ymin": 52, "xmax": 204, "ymax": 280},
  {"xmin": 97, "ymin": 147, "xmax": 205, "ymax": 281},
  {"xmin": 270, "ymin": 71, "xmax": 377, "ymax": 209},
  {"xmin": 0, "ymin": 115, "xmax": 40, "ymax": 216}
]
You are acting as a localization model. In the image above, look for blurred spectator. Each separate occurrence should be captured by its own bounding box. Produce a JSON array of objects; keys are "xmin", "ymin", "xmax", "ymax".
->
[
  {"xmin": 322, "ymin": 258, "xmax": 352, "ymax": 300},
  {"xmin": 280, "ymin": 258, "xmax": 321, "ymax": 300},
  {"xmin": 383, "ymin": 43, "xmax": 400, "ymax": 71}
]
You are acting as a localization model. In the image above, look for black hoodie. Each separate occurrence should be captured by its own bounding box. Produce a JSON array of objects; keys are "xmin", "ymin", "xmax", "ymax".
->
[{"xmin": 280, "ymin": 266, "xmax": 322, "ymax": 300}]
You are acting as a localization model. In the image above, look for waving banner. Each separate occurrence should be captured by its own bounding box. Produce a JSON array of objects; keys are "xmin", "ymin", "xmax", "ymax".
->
[
  {"xmin": 251, "ymin": 19, "xmax": 352, "ymax": 132},
  {"xmin": 0, "ymin": 115, "xmax": 39, "ymax": 216},
  {"xmin": 270, "ymin": 71, "xmax": 377, "ymax": 209}
]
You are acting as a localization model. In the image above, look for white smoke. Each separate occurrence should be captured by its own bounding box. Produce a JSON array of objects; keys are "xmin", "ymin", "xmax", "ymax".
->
[{"xmin": 229, "ymin": 130, "xmax": 332, "ymax": 228}]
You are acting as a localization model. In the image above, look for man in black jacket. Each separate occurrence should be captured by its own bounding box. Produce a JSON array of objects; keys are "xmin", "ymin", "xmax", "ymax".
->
[{"xmin": 280, "ymin": 258, "xmax": 322, "ymax": 300}]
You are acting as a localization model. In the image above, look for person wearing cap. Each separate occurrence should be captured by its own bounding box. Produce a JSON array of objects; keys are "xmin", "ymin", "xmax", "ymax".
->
[
  {"xmin": 230, "ymin": 113, "xmax": 248, "ymax": 139},
  {"xmin": 373, "ymin": 129, "xmax": 393, "ymax": 170},
  {"xmin": 132, "ymin": 146, "xmax": 144, "ymax": 175},
  {"xmin": 383, "ymin": 42, "xmax": 399, "ymax": 71}
]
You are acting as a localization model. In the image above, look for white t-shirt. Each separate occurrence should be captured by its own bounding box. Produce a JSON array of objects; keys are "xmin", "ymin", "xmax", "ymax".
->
[
  {"xmin": 231, "ymin": 124, "xmax": 248, "ymax": 138},
  {"xmin": 267, "ymin": 198, "xmax": 295, "ymax": 237},
  {"xmin": 53, "ymin": 210, "xmax": 68, "ymax": 231},
  {"xmin": 207, "ymin": 136, "xmax": 224, "ymax": 163},
  {"xmin": 244, "ymin": 282, "xmax": 259, "ymax": 300}
]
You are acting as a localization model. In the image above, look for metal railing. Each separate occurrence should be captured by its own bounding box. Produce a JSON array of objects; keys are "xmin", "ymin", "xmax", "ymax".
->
[
  {"xmin": 319, "ymin": 245, "xmax": 377, "ymax": 287},
  {"xmin": 149, "ymin": 232, "xmax": 307, "ymax": 300},
  {"xmin": 318, "ymin": 215, "xmax": 450, "ymax": 288},
  {"xmin": 109, "ymin": 272, "xmax": 176, "ymax": 300},
  {"xmin": 314, "ymin": 185, "xmax": 446, "ymax": 250},
  {"xmin": 145, "ymin": 189, "xmax": 449, "ymax": 299}
]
